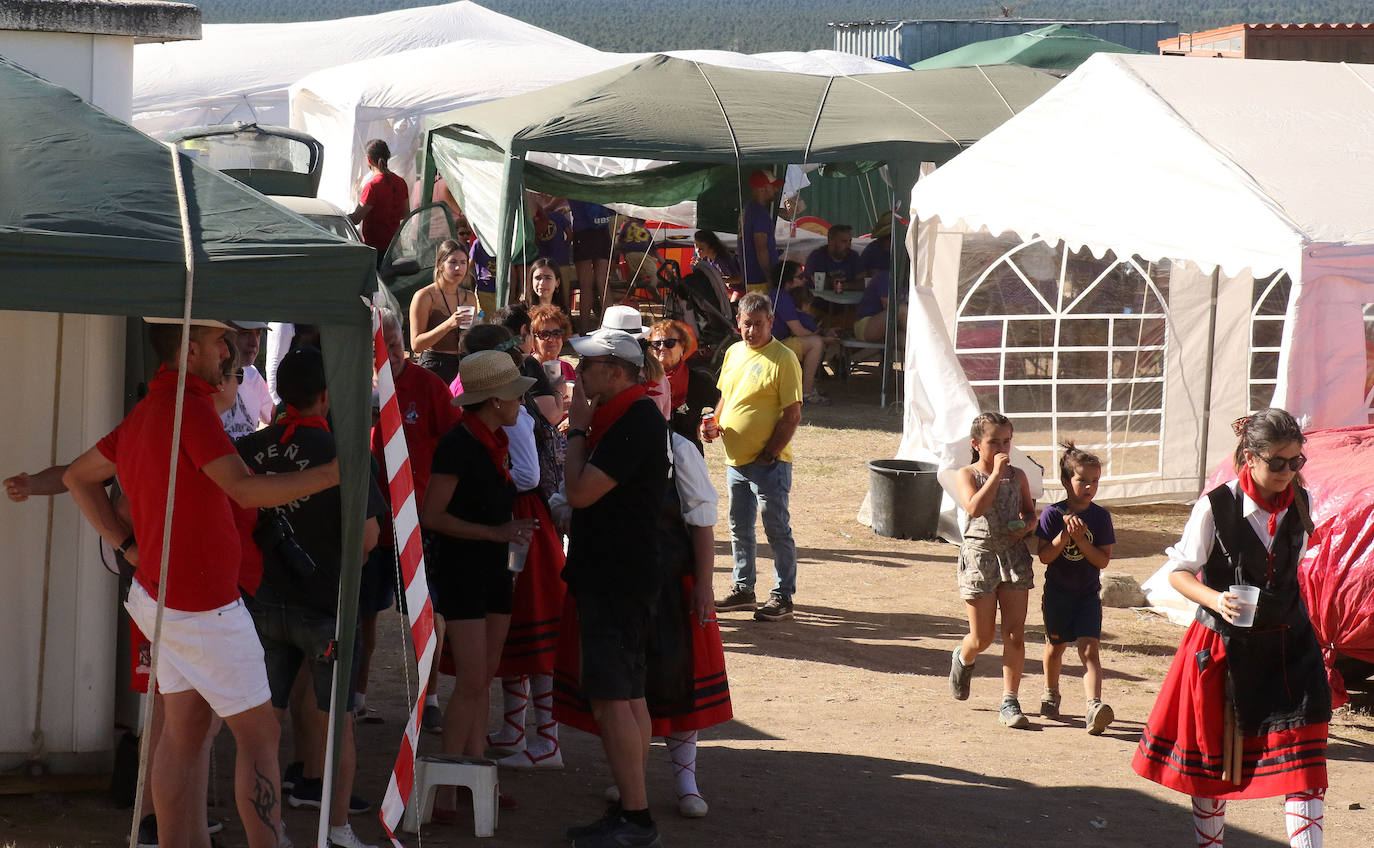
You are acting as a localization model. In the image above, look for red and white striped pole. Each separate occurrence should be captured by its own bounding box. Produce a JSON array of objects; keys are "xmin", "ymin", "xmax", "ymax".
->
[{"xmin": 370, "ymin": 299, "xmax": 438, "ymax": 848}]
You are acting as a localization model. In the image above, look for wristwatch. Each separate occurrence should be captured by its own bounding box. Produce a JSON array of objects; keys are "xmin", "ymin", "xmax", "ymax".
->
[
  {"xmin": 116, "ymin": 533, "xmax": 136, "ymax": 555},
  {"xmin": 757, "ymin": 451, "xmax": 775, "ymax": 464},
  {"xmin": 566, "ymin": 428, "xmax": 587, "ymax": 439}
]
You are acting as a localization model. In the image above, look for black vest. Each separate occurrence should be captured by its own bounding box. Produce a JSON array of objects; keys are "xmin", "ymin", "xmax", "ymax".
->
[{"xmin": 1195, "ymin": 484, "xmax": 1331, "ymax": 735}]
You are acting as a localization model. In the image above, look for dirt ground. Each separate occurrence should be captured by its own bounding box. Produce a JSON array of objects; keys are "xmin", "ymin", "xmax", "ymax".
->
[{"xmin": 4, "ymin": 370, "xmax": 1373, "ymax": 847}]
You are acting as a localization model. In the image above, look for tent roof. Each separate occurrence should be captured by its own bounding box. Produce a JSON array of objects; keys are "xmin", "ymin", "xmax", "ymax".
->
[
  {"xmin": 427, "ymin": 53, "xmax": 1059, "ymax": 166},
  {"xmin": 910, "ymin": 53, "xmax": 1374, "ymax": 278},
  {"xmin": 910, "ymin": 23, "xmax": 1145, "ymax": 70},
  {"xmin": 132, "ymin": 1, "xmax": 571, "ymax": 123},
  {"xmin": 0, "ymin": 55, "xmax": 374, "ymax": 323}
]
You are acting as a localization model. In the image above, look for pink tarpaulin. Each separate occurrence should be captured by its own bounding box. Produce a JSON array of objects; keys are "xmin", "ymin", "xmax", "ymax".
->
[{"xmin": 1205, "ymin": 426, "xmax": 1374, "ymax": 706}]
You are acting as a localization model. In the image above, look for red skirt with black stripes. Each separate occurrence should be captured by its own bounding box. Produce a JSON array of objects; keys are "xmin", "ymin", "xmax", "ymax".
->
[
  {"xmin": 495, "ymin": 492, "xmax": 565, "ymax": 677},
  {"xmin": 1132, "ymin": 620, "xmax": 1327, "ymax": 799},
  {"xmin": 552, "ymin": 572, "xmax": 733, "ymax": 737}
]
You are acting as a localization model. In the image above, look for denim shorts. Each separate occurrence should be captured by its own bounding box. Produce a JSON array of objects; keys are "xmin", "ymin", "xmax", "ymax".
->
[{"xmin": 251, "ymin": 600, "xmax": 360, "ymax": 712}]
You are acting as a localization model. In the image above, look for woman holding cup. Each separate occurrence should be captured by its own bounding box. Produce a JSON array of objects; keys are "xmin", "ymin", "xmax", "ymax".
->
[
  {"xmin": 410, "ymin": 238, "xmax": 480, "ymax": 383},
  {"xmin": 1133, "ymin": 408, "xmax": 1331, "ymax": 847}
]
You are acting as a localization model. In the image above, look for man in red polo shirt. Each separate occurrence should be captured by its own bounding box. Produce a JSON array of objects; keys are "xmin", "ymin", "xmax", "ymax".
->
[{"xmin": 64, "ymin": 319, "xmax": 339, "ymax": 848}]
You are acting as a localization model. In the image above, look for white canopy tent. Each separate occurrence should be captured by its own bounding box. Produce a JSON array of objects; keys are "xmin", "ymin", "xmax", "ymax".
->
[
  {"xmin": 131, "ymin": 1, "xmax": 574, "ymax": 136},
  {"xmin": 899, "ymin": 54, "xmax": 1374, "ymax": 505},
  {"xmin": 291, "ymin": 43, "xmax": 903, "ymax": 212}
]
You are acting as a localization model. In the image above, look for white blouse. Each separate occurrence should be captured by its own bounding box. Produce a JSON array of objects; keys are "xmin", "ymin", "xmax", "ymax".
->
[{"xmin": 1167, "ymin": 480, "xmax": 1306, "ymax": 575}]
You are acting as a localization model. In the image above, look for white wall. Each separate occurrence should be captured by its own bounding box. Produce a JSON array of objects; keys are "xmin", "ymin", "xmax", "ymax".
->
[{"xmin": 0, "ymin": 30, "xmax": 133, "ymax": 772}]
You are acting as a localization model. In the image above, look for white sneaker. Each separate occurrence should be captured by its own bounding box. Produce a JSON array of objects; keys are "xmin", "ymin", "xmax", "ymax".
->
[
  {"xmin": 497, "ymin": 745, "xmax": 563, "ymax": 769},
  {"xmin": 678, "ymin": 793, "xmax": 709, "ymax": 818},
  {"xmin": 326, "ymin": 824, "xmax": 376, "ymax": 848}
]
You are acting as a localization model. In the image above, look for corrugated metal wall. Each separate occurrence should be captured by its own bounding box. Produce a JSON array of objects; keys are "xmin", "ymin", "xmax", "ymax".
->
[{"xmin": 832, "ymin": 19, "xmax": 1180, "ymax": 64}]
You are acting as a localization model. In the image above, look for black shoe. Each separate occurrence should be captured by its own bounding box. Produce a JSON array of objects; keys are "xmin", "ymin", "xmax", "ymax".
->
[
  {"xmin": 565, "ymin": 803, "xmax": 622, "ymax": 842},
  {"xmin": 572, "ymin": 814, "xmax": 663, "ymax": 848},
  {"xmin": 281, "ymin": 759, "xmax": 304, "ymax": 792},
  {"xmin": 287, "ymin": 778, "xmax": 371, "ymax": 814},
  {"xmin": 753, "ymin": 593, "xmax": 793, "ymax": 621},
  {"xmin": 714, "ymin": 585, "xmax": 756, "ymax": 612},
  {"xmin": 136, "ymin": 814, "xmax": 157, "ymax": 848}
]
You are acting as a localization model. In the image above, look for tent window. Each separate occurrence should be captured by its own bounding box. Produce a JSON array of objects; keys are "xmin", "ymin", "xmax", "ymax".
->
[
  {"xmin": 955, "ymin": 236, "xmax": 1171, "ymax": 484},
  {"xmin": 1249, "ymin": 272, "xmax": 1292, "ymax": 412}
]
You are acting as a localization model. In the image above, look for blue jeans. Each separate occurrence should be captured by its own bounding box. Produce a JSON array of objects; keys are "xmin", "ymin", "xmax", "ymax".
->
[{"xmin": 727, "ymin": 460, "xmax": 797, "ymax": 599}]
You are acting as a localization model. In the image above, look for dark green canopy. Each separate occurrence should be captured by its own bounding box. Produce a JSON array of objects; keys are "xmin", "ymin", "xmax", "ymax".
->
[
  {"xmin": 911, "ymin": 24, "xmax": 1146, "ymax": 72},
  {"xmin": 423, "ymin": 54, "xmax": 1059, "ymax": 302},
  {"xmin": 0, "ymin": 54, "xmax": 376, "ymax": 789}
]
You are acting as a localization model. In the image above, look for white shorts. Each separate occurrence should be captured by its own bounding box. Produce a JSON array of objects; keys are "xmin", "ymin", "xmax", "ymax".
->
[{"xmin": 125, "ymin": 582, "xmax": 272, "ymax": 717}]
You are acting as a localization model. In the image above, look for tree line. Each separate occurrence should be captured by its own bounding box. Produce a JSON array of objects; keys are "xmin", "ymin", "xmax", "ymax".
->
[{"xmin": 190, "ymin": 1, "xmax": 1371, "ymax": 53}]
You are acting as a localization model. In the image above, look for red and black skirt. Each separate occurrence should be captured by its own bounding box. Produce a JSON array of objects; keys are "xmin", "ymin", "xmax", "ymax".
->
[
  {"xmin": 495, "ymin": 492, "xmax": 566, "ymax": 677},
  {"xmin": 552, "ymin": 572, "xmax": 732, "ymax": 736},
  {"xmin": 1132, "ymin": 620, "xmax": 1327, "ymax": 799}
]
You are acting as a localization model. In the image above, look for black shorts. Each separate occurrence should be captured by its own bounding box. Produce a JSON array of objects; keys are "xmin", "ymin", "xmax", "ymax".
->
[
  {"xmin": 429, "ymin": 550, "xmax": 513, "ymax": 621},
  {"xmin": 358, "ymin": 546, "xmax": 397, "ymax": 617},
  {"xmin": 572, "ymin": 227, "xmax": 612, "ymax": 264},
  {"xmin": 252, "ymin": 600, "xmax": 360, "ymax": 712},
  {"xmin": 577, "ymin": 590, "xmax": 652, "ymax": 701},
  {"xmin": 1041, "ymin": 584, "xmax": 1103, "ymax": 645}
]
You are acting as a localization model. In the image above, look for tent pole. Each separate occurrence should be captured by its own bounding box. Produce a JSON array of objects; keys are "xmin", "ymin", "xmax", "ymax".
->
[
  {"xmin": 1197, "ymin": 266, "xmax": 1222, "ymax": 490},
  {"xmin": 494, "ymin": 152, "xmax": 525, "ymax": 307},
  {"xmin": 419, "ymin": 132, "xmax": 437, "ymax": 210}
]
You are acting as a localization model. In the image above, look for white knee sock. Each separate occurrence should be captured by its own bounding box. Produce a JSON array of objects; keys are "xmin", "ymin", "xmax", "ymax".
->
[
  {"xmin": 526, "ymin": 674, "xmax": 560, "ymax": 757},
  {"xmin": 488, "ymin": 675, "xmax": 528, "ymax": 747},
  {"xmin": 666, "ymin": 731, "xmax": 701, "ymax": 800},
  {"xmin": 1191, "ymin": 796, "xmax": 1226, "ymax": 848},
  {"xmin": 1285, "ymin": 790, "xmax": 1324, "ymax": 848}
]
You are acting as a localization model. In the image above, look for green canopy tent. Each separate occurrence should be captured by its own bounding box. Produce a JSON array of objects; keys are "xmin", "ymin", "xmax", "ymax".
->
[
  {"xmin": 0, "ymin": 55, "xmax": 375, "ymax": 831},
  {"xmin": 420, "ymin": 54, "xmax": 1059, "ymax": 400},
  {"xmin": 911, "ymin": 24, "xmax": 1146, "ymax": 72}
]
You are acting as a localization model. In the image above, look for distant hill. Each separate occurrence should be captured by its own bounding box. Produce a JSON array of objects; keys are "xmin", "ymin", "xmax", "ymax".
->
[{"xmin": 187, "ymin": 1, "xmax": 1373, "ymax": 53}]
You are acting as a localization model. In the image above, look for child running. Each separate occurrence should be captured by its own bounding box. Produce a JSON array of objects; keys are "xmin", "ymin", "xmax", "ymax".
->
[
  {"xmin": 1035, "ymin": 443, "xmax": 1116, "ymax": 734},
  {"xmin": 951, "ymin": 412, "xmax": 1038, "ymax": 728}
]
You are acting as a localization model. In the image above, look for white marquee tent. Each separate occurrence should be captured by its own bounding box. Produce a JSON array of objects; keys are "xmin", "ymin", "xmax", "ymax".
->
[
  {"xmin": 899, "ymin": 53, "xmax": 1374, "ymax": 505},
  {"xmin": 131, "ymin": 1, "xmax": 575, "ymax": 136}
]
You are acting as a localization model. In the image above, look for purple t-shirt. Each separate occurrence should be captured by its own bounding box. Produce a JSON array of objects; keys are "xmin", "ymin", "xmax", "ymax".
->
[
  {"xmin": 469, "ymin": 239, "xmax": 497, "ymax": 293},
  {"xmin": 861, "ymin": 238, "xmax": 891, "ymax": 273},
  {"xmin": 1035, "ymin": 501, "xmax": 1116, "ymax": 595},
  {"xmin": 857, "ymin": 272, "xmax": 889, "ymax": 320},
  {"xmin": 771, "ymin": 287, "xmax": 816, "ymax": 340},
  {"xmin": 804, "ymin": 245, "xmax": 864, "ymax": 291},
  {"xmin": 535, "ymin": 209, "xmax": 572, "ymax": 266},
  {"xmin": 741, "ymin": 201, "xmax": 776, "ymax": 287}
]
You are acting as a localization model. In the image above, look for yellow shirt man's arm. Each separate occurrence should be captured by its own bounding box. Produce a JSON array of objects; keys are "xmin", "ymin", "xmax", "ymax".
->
[{"xmin": 755, "ymin": 402, "xmax": 801, "ymax": 465}]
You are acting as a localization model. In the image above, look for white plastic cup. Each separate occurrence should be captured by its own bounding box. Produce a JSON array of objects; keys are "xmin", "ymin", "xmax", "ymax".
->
[
  {"xmin": 1229, "ymin": 584, "xmax": 1260, "ymax": 628},
  {"xmin": 457, "ymin": 305, "xmax": 477, "ymax": 328},
  {"xmin": 542, "ymin": 359, "xmax": 564, "ymax": 384},
  {"xmin": 812, "ymin": 271, "xmax": 826, "ymax": 291},
  {"xmin": 508, "ymin": 538, "xmax": 529, "ymax": 573}
]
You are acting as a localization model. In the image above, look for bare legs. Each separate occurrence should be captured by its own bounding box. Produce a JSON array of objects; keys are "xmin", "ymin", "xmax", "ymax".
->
[
  {"xmin": 590, "ymin": 697, "xmax": 652, "ymax": 811},
  {"xmin": 960, "ymin": 587, "xmax": 1029, "ymax": 698},
  {"xmin": 438, "ymin": 614, "xmax": 510, "ymax": 808}
]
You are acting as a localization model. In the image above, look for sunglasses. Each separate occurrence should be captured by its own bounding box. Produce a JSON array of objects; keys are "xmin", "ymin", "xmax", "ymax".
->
[
  {"xmin": 575, "ymin": 356, "xmax": 611, "ymax": 372},
  {"xmin": 1257, "ymin": 453, "xmax": 1307, "ymax": 473},
  {"xmin": 533, "ymin": 329, "xmax": 565, "ymax": 340},
  {"xmin": 233, "ymin": 369, "xmax": 245, "ymax": 382},
  {"xmin": 648, "ymin": 338, "xmax": 680, "ymax": 350}
]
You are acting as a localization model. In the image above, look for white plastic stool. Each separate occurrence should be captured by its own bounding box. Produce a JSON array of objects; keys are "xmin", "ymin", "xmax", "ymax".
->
[{"xmin": 402, "ymin": 755, "xmax": 500, "ymax": 837}]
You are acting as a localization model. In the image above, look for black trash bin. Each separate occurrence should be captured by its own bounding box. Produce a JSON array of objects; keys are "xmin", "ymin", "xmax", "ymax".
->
[{"xmin": 868, "ymin": 459, "xmax": 942, "ymax": 540}]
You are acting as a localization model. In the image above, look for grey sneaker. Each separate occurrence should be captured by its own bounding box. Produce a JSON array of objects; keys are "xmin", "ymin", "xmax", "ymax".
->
[
  {"xmin": 1040, "ymin": 690, "xmax": 1061, "ymax": 719},
  {"xmin": 565, "ymin": 803, "xmax": 622, "ymax": 842},
  {"xmin": 572, "ymin": 814, "xmax": 662, "ymax": 848},
  {"xmin": 949, "ymin": 648, "xmax": 974, "ymax": 701},
  {"xmin": 714, "ymin": 585, "xmax": 756, "ymax": 612},
  {"xmin": 999, "ymin": 696, "xmax": 1031, "ymax": 729},
  {"xmin": 1087, "ymin": 700, "xmax": 1115, "ymax": 735},
  {"xmin": 753, "ymin": 593, "xmax": 793, "ymax": 621}
]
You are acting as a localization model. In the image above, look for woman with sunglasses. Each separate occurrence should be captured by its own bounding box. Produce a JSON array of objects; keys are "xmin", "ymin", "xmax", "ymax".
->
[
  {"xmin": 410, "ymin": 239, "xmax": 480, "ymax": 383},
  {"xmin": 646, "ymin": 320, "xmax": 719, "ymax": 454},
  {"xmin": 1133, "ymin": 408, "xmax": 1330, "ymax": 848},
  {"xmin": 529, "ymin": 305, "xmax": 576, "ymax": 383}
]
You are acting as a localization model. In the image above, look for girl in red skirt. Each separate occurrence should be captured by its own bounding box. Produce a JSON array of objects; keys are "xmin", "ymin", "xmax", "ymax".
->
[{"xmin": 1132, "ymin": 408, "xmax": 1330, "ymax": 847}]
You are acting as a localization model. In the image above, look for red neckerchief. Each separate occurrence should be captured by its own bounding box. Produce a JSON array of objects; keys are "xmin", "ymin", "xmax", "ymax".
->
[
  {"xmin": 587, "ymin": 384, "xmax": 648, "ymax": 451},
  {"xmin": 665, "ymin": 360, "xmax": 690, "ymax": 410},
  {"xmin": 152, "ymin": 365, "xmax": 217, "ymax": 400},
  {"xmin": 278, "ymin": 404, "xmax": 330, "ymax": 444},
  {"xmin": 463, "ymin": 412, "xmax": 511, "ymax": 485},
  {"xmin": 1237, "ymin": 464, "xmax": 1294, "ymax": 537}
]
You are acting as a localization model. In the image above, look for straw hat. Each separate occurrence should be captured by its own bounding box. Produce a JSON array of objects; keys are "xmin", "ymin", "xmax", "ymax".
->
[
  {"xmin": 872, "ymin": 211, "xmax": 893, "ymax": 240},
  {"xmin": 450, "ymin": 350, "xmax": 535, "ymax": 407}
]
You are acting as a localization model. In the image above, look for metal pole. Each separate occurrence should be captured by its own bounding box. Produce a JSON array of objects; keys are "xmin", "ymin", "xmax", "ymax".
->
[{"xmin": 1196, "ymin": 266, "xmax": 1221, "ymax": 490}]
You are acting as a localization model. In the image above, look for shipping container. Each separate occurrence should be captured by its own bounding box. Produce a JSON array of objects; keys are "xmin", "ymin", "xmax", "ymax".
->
[{"xmin": 830, "ymin": 18, "xmax": 1179, "ymax": 65}]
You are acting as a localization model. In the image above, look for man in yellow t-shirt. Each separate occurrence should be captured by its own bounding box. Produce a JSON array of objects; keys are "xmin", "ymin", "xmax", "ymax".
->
[{"xmin": 708, "ymin": 292, "xmax": 803, "ymax": 622}]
